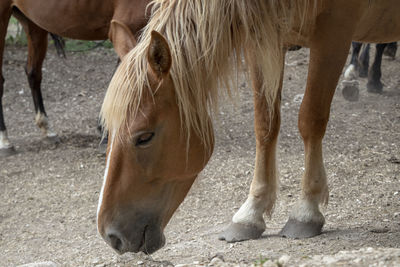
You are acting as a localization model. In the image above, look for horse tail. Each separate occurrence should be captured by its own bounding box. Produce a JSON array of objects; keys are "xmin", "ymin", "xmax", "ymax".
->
[{"xmin": 49, "ymin": 33, "xmax": 66, "ymax": 58}]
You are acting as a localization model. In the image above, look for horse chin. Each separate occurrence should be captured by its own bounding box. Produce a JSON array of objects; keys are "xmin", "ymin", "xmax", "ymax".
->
[{"xmin": 135, "ymin": 224, "xmax": 166, "ymax": 254}]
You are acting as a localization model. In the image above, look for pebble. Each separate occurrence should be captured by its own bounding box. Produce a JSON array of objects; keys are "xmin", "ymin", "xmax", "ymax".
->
[
  {"xmin": 278, "ymin": 254, "xmax": 291, "ymax": 266},
  {"xmin": 209, "ymin": 257, "xmax": 224, "ymax": 266},
  {"xmin": 293, "ymin": 94, "xmax": 304, "ymax": 103}
]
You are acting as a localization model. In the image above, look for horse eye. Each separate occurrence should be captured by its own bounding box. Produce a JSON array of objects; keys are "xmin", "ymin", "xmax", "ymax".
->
[{"xmin": 135, "ymin": 132, "xmax": 155, "ymax": 147}]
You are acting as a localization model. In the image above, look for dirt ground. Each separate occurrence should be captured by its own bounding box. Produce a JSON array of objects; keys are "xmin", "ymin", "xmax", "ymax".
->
[{"xmin": 0, "ymin": 44, "xmax": 399, "ymax": 267}]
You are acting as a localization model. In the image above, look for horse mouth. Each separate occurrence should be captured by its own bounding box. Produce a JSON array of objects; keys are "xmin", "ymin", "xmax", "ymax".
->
[{"xmin": 101, "ymin": 212, "xmax": 165, "ymax": 254}]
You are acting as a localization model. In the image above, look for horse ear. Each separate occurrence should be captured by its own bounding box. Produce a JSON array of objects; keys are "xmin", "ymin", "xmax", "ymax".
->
[
  {"xmin": 109, "ymin": 20, "xmax": 137, "ymax": 59},
  {"xmin": 147, "ymin": 31, "xmax": 172, "ymax": 78}
]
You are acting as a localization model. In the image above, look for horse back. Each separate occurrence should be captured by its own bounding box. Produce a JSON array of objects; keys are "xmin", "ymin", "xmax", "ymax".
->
[
  {"xmin": 11, "ymin": 0, "xmax": 114, "ymax": 40},
  {"xmin": 353, "ymin": 0, "xmax": 400, "ymax": 42},
  {"xmin": 285, "ymin": 0, "xmax": 400, "ymax": 47}
]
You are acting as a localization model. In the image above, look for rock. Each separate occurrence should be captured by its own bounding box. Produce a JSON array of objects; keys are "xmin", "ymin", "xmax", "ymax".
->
[
  {"xmin": 293, "ymin": 94, "xmax": 304, "ymax": 103},
  {"xmin": 278, "ymin": 254, "xmax": 291, "ymax": 266},
  {"xmin": 209, "ymin": 257, "xmax": 224, "ymax": 266}
]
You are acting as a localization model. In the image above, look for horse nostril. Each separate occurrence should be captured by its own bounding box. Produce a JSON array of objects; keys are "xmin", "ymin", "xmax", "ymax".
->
[{"xmin": 107, "ymin": 233, "xmax": 124, "ymax": 253}]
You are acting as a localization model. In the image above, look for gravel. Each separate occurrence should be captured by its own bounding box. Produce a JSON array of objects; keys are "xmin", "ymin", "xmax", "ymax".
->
[{"xmin": 1, "ymin": 44, "xmax": 399, "ymax": 266}]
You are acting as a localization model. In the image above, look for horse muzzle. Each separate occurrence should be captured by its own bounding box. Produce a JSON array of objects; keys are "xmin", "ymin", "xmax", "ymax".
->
[{"xmin": 100, "ymin": 212, "xmax": 165, "ymax": 254}]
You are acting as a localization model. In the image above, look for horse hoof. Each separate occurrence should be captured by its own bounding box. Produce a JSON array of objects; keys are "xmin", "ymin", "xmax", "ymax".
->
[
  {"xmin": 46, "ymin": 134, "xmax": 61, "ymax": 144},
  {"xmin": 218, "ymin": 222, "xmax": 264, "ymax": 243},
  {"xmin": 341, "ymin": 80, "xmax": 359, "ymax": 102},
  {"xmin": 367, "ymin": 82, "xmax": 383, "ymax": 94},
  {"xmin": 0, "ymin": 146, "xmax": 16, "ymax": 157},
  {"xmin": 280, "ymin": 218, "xmax": 323, "ymax": 239}
]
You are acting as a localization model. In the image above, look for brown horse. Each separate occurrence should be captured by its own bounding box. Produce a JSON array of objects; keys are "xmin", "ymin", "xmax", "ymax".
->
[
  {"xmin": 98, "ymin": 0, "xmax": 400, "ymax": 255},
  {"xmin": 0, "ymin": 0, "xmax": 150, "ymax": 156}
]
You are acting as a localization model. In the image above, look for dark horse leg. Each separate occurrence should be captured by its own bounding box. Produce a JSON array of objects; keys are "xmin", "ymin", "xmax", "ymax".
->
[
  {"xmin": 358, "ymin": 43, "xmax": 370, "ymax": 77},
  {"xmin": 367, "ymin": 43, "xmax": 387, "ymax": 93},
  {"xmin": 342, "ymin": 42, "xmax": 362, "ymax": 101},
  {"xmin": 383, "ymin": 42, "xmax": 397, "ymax": 59},
  {"xmin": 350, "ymin": 42, "xmax": 362, "ymax": 72},
  {"xmin": 13, "ymin": 9, "xmax": 58, "ymax": 141},
  {"xmin": 0, "ymin": 4, "xmax": 16, "ymax": 156},
  {"xmin": 343, "ymin": 42, "xmax": 362, "ymax": 79},
  {"xmin": 98, "ymin": 122, "xmax": 109, "ymax": 154}
]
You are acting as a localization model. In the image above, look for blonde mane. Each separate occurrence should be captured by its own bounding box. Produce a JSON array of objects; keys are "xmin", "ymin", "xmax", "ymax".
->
[{"xmin": 101, "ymin": 0, "xmax": 315, "ymax": 148}]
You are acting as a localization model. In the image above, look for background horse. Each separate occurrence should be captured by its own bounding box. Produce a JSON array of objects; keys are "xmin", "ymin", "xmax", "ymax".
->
[
  {"xmin": 0, "ymin": 0, "xmax": 150, "ymax": 156},
  {"xmin": 97, "ymin": 0, "xmax": 400, "ymax": 255},
  {"xmin": 342, "ymin": 42, "xmax": 397, "ymax": 101}
]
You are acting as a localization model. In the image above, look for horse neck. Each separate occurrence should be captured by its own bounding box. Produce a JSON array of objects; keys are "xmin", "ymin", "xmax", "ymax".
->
[
  {"xmin": 149, "ymin": 0, "xmax": 295, "ymax": 146},
  {"xmin": 104, "ymin": 0, "xmax": 314, "ymax": 148}
]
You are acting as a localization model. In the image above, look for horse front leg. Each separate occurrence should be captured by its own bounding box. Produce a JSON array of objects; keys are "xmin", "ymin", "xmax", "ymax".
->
[
  {"xmin": 358, "ymin": 43, "xmax": 370, "ymax": 78},
  {"xmin": 219, "ymin": 51, "xmax": 284, "ymax": 242},
  {"xmin": 344, "ymin": 42, "xmax": 362, "ymax": 80},
  {"xmin": 16, "ymin": 12, "xmax": 58, "ymax": 141},
  {"xmin": 281, "ymin": 25, "xmax": 353, "ymax": 239},
  {"xmin": 383, "ymin": 42, "xmax": 397, "ymax": 59},
  {"xmin": 0, "ymin": 6, "xmax": 15, "ymax": 156},
  {"xmin": 366, "ymin": 43, "xmax": 386, "ymax": 93},
  {"xmin": 342, "ymin": 42, "xmax": 362, "ymax": 101}
]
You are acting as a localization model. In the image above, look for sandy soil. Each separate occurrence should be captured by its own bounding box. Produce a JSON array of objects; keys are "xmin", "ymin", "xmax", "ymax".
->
[{"xmin": 0, "ymin": 44, "xmax": 399, "ymax": 266}]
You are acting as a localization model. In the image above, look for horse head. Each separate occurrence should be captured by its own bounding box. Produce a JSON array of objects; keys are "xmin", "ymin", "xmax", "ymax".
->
[{"xmin": 97, "ymin": 31, "xmax": 214, "ymax": 254}]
